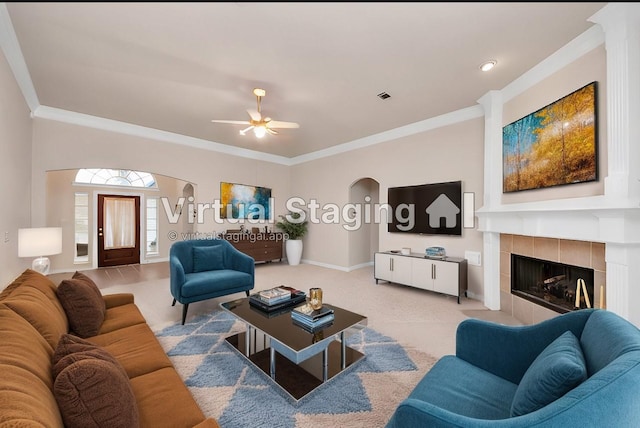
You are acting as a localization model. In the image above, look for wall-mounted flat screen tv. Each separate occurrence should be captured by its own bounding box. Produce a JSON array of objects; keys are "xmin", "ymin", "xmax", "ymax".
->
[{"xmin": 387, "ymin": 180, "xmax": 462, "ymax": 235}]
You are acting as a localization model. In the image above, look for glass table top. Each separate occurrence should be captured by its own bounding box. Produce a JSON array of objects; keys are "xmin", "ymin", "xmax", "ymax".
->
[{"xmin": 220, "ymin": 297, "xmax": 367, "ymax": 352}]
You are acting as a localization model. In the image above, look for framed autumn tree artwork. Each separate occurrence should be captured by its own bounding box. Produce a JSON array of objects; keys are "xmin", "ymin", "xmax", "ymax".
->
[{"xmin": 503, "ymin": 81, "xmax": 598, "ymax": 192}]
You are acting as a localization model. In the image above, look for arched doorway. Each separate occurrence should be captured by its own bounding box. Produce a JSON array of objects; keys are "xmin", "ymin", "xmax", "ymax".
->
[
  {"xmin": 182, "ymin": 183, "xmax": 195, "ymax": 235},
  {"xmin": 348, "ymin": 177, "xmax": 380, "ymax": 269}
]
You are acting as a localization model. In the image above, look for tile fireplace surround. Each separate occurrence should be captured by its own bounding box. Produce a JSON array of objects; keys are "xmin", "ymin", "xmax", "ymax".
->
[
  {"xmin": 477, "ymin": 198, "xmax": 640, "ymax": 328},
  {"xmin": 500, "ymin": 234, "xmax": 606, "ymax": 325}
]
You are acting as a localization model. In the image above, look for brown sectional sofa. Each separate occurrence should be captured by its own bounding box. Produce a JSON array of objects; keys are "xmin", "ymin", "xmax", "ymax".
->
[{"xmin": 0, "ymin": 269, "xmax": 219, "ymax": 427}]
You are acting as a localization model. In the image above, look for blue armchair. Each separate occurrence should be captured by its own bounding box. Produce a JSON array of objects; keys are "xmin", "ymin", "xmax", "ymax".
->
[
  {"xmin": 170, "ymin": 239, "xmax": 254, "ymax": 324},
  {"xmin": 387, "ymin": 308, "xmax": 640, "ymax": 427}
]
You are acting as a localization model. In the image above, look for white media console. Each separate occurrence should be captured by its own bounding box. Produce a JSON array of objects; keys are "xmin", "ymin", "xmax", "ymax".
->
[{"xmin": 374, "ymin": 251, "xmax": 468, "ymax": 303}]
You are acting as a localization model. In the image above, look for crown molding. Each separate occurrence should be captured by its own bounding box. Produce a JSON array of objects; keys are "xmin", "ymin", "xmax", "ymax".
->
[
  {"xmin": 0, "ymin": 3, "xmax": 39, "ymax": 112},
  {"xmin": 501, "ymin": 24, "xmax": 604, "ymax": 103},
  {"xmin": 289, "ymin": 105, "xmax": 485, "ymax": 165},
  {"xmin": 32, "ymin": 106, "xmax": 294, "ymax": 165}
]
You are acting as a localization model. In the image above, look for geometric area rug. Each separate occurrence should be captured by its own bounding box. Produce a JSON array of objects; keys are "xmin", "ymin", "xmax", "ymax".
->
[{"xmin": 155, "ymin": 309, "xmax": 438, "ymax": 428}]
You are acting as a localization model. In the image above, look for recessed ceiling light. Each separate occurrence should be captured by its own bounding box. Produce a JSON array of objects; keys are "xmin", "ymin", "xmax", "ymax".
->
[{"xmin": 480, "ymin": 60, "xmax": 497, "ymax": 72}]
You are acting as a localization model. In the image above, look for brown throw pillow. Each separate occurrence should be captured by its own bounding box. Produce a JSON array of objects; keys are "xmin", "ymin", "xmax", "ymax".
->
[
  {"xmin": 52, "ymin": 333, "xmax": 125, "ymax": 380},
  {"xmin": 71, "ymin": 271, "xmax": 104, "ymax": 301},
  {"xmin": 54, "ymin": 358, "xmax": 139, "ymax": 428},
  {"xmin": 56, "ymin": 272, "xmax": 106, "ymax": 338}
]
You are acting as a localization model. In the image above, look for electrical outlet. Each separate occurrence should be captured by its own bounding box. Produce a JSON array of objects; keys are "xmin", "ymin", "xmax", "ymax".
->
[
  {"xmin": 465, "ymin": 250, "xmax": 482, "ymax": 266},
  {"xmin": 4, "ymin": 231, "xmax": 9, "ymax": 243}
]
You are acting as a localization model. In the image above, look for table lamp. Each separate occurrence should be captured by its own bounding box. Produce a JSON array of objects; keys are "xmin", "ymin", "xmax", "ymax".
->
[{"xmin": 18, "ymin": 227, "xmax": 62, "ymax": 275}]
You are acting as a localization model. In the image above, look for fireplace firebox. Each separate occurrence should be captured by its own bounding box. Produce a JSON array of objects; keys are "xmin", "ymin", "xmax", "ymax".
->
[{"xmin": 511, "ymin": 254, "xmax": 594, "ymax": 314}]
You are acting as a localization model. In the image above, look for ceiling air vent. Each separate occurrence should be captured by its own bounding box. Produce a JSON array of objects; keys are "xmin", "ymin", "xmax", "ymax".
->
[{"xmin": 377, "ymin": 92, "xmax": 391, "ymax": 100}]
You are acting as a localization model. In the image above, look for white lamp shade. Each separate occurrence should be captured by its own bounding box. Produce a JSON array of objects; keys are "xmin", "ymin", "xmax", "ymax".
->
[{"xmin": 18, "ymin": 227, "xmax": 63, "ymax": 257}]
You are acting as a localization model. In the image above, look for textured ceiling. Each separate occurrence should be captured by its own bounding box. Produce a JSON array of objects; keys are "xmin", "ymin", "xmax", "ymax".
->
[{"xmin": 6, "ymin": 2, "xmax": 606, "ymax": 158}]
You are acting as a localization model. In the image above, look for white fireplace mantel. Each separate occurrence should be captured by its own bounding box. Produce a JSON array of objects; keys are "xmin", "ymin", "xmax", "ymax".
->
[{"xmin": 477, "ymin": 196, "xmax": 640, "ymax": 245}]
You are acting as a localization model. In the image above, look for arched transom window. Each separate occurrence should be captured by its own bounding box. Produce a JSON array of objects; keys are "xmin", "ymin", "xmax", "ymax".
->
[{"xmin": 74, "ymin": 169, "xmax": 157, "ymax": 188}]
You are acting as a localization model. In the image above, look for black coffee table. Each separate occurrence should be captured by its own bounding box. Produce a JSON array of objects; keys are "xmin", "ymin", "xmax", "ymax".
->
[{"xmin": 220, "ymin": 297, "xmax": 368, "ymax": 402}]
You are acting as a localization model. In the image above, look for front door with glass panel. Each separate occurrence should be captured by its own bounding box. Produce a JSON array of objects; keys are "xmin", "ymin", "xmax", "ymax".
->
[{"xmin": 97, "ymin": 194, "xmax": 140, "ymax": 267}]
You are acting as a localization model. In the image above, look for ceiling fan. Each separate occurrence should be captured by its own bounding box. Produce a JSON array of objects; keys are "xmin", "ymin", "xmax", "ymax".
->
[{"xmin": 211, "ymin": 88, "xmax": 300, "ymax": 138}]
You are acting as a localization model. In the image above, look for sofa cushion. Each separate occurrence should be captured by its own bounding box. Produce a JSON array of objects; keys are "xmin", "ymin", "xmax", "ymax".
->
[
  {"xmin": 88, "ymin": 322, "xmax": 174, "ymax": 379},
  {"xmin": 1, "ymin": 269, "xmax": 68, "ymax": 349},
  {"xmin": 0, "ymin": 367, "xmax": 65, "ymax": 427},
  {"xmin": 182, "ymin": 270, "xmax": 254, "ymax": 298},
  {"xmin": 580, "ymin": 309, "xmax": 640, "ymax": 375},
  {"xmin": 0, "ymin": 304, "xmax": 55, "ymax": 386},
  {"xmin": 52, "ymin": 333, "xmax": 124, "ymax": 380},
  {"xmin": 0, "ymin": 305, "xmax": 64, "ymax": 427},
  {"xmin": 130, "ymin": 367, "xmax": 208, "ymax": 427},
  {"xmin": 406, "ymin": 355, "xmax": 517, "ymax": 420},
  {"xmin": 54, "ymin": 357, "xmax": 139, "ymax": 428},
  {"xmin": 511, "ymin": 330, "xmax": 588, "ymax": 416},
  {"xmin": 192, "ymin": 245, "xmax": 225, "ymax": 272},
  {"xmin": 99, "ymin": 300, "xmax": 147, "ymax": 334},
  {"xmin": 56, "ymin": 271, "xmax": 106, "ymax": 338}
]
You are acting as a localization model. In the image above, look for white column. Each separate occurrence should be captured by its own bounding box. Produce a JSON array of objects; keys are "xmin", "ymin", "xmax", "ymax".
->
[
  {"xmin": 589, "ymin": 4, "xmax": 640, "ymax": 202},
  {"xmin": 477, "ymin": 90, "xmax": 503, "ymax": 210},
  {"xmin": 590, "ymin": 4, "xmax": 640, "ymax": 327},
  {"xmin": 605, "ymin": 244, "xmax": 640, "ymax": 327},
  {"xmin": 482, "ymin": 232, "xmax": 501, "ymax": 310},
  {"xmin": 477, "ymin": 90, "xmax": 503, "ymax": 310}
]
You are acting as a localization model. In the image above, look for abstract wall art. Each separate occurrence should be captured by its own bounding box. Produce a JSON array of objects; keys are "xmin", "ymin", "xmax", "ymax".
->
[{"xmin": 220, "ymin": 182, "xmax": 272, "ymax": 220}]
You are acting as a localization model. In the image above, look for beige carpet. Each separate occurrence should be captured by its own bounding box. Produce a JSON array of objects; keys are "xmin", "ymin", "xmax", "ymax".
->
[{"xmin": 96, "ymin": 262, "xmax": 519, "ymax": 359}]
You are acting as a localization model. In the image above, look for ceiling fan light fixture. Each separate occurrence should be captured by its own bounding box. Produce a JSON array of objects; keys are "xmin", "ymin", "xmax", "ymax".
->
[
  {"xmin": 480, "ymin": 60, "xmax": 497, "ymax": 72},
  {"xmin": 254, "ymin": 125, "xmax": 267, "ymax": 138},
  {"xmin": 211, "ymin": 88, "xmax": 298, "ymax": 138}
]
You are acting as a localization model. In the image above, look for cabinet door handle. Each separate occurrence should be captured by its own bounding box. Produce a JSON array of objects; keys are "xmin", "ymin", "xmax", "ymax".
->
[
  {"xmin": 390, "ymin": 258, "xmax": 394, "ymax": 271},
  {"xmin": 432, "ymin": 264, "xmax": 435, "ymax": 279}
]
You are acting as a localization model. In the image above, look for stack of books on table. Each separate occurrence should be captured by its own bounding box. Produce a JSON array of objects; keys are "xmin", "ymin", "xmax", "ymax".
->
[
  {"xmin": 249, "ymin": 286, "xmax": 306, "ymax": 313},
  {"xmin": 291, "ymin": 303, "xmax": 335, "ymax": 332}
]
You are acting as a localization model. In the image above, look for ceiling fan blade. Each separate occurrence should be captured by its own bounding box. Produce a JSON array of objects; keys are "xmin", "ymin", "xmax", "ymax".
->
[
  {"xmin": 211, "ymin": 120, "xmax": 251, "ymax": 125},
  {"xmin": 266, "ymin": 128, "xmax": 278, "ymax": 135},
  {"xmin": 247, "ymin": 109, "xmax": 261, "ymax": 122},
  {"xmin": 239, "ymin": 125, "xmax": 254, "ymax": 135},
  {"xmin": 266, "ymin": 120, "xmax": 300, "ymax": 129}
]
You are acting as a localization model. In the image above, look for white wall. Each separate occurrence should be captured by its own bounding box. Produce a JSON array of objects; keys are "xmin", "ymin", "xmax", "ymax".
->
[{"xmin": 0, "ymin": 47, "xmax": 32, "ymax": 285}]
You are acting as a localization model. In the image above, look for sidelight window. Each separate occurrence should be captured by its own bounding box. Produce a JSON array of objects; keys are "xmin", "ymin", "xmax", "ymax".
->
[{"xmin": 74, "ymin": 192, "xmax": 89, "ymax": 263}]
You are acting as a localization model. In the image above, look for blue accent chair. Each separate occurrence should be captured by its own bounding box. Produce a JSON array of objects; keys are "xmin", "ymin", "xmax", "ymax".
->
[
  {"xmin": 386, "ymin": 308, "xmax": 640, "ymax": 427},
  {"xmin": 170, "ymin": 239, "xmax": 254, "ymax": 324}
]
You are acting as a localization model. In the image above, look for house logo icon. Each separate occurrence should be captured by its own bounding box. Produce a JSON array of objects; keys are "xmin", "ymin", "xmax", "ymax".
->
[{"xmin": 425, "ymin": 194, "xmax": 460, "ymax": 228}]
